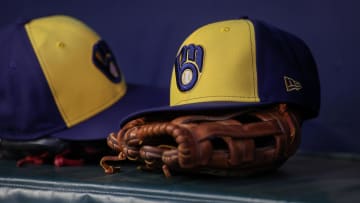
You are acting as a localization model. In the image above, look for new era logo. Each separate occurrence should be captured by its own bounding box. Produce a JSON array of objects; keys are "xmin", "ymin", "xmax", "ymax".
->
[{"xmin": 284, "ymin": 76, "xmax": 302, "ymax": 92}]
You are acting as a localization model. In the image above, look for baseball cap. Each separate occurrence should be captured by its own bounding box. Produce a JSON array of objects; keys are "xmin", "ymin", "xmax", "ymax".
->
[
  {"xmin": 0, "ymin": 15, "xmax": 167, "ymax": 141},
  {"xmin": 121, "ymin": 17, "xmax": 320, "ymax": 125}
]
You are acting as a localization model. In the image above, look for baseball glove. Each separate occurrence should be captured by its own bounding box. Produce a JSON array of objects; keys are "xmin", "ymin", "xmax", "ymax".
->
[{"xmin": 100, "ymin": 103, "xmax": 302, "ymax": 177}]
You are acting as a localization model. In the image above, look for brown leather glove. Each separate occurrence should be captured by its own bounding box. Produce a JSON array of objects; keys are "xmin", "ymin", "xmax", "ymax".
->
[{"xmin": 100, "ymin": 104, "xmax": 302, "ymax": 177}]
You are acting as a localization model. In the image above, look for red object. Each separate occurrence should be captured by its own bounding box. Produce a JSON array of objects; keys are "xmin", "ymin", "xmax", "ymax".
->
[
  {"xmin": 54, "ymin": 149, "xmax": 84, "ymax": 167},
  {"xmin": 16, "ymin": 152, "xmax": 51, "ymax": 167}
]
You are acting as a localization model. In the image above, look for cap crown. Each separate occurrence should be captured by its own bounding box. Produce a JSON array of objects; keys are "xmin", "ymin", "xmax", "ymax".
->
[{"xmin": 170, "ymin": 19, "xmax": 320, "ymax": 118}]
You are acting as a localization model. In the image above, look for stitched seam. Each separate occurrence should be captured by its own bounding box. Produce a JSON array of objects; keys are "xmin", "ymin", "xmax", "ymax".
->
[
  {"xmin": 245, "ymin": 20, "xmax": 258, "ymax": 99},
  {"xmin": 174, "ymin": 95, "xmax": 259, "ymax": 105}
]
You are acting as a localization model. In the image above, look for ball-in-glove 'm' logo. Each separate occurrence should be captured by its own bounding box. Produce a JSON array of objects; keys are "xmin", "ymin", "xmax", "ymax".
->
[
  {"xmin": 175, "ymin": 44, "xmax": 204, "ymax": 91},
  {"xmin": 93, "ymin": 40, "xmax": 122, "ymax": 83}
]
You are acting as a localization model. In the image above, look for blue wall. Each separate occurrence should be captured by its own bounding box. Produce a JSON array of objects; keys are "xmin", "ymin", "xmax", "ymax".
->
[{"xmin": 1, "ymin": 0, "xmax": 359, "ymax": 153}]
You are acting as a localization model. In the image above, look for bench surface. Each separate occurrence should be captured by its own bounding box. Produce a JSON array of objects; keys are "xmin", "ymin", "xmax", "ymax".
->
[{"xmin": 0, "ymin": 153, "xmax": 359, "ymax": 203}]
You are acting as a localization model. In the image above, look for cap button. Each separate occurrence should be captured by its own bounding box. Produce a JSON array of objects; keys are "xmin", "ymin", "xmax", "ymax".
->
[
  {"xmin": 57, "ymin": 41, "xmax": 66, "ymax": 48},
  {"xmin": 221, "ymin": 27, "xmax": 231, "ymax": 32}
]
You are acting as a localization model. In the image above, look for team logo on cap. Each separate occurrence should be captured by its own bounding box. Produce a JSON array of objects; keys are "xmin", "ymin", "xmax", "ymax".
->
[
  {"xmin": 175, "ymin": 44, "xmax": 204, "ymax": 91},
  {"xmin": 93, "ymin": 40, "xmax": 122, "ymax": 83},
  {"xmin": 284, "ymin": 76, "xmax": 302, "ymax": 92}
]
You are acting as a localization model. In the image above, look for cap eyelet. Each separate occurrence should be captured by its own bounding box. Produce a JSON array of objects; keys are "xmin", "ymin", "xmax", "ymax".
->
[
  {"xmin": 221, "ymin": 27, "xmax": 230, "ymax": 32},
  {"xmin": 57, "ymin": 41, "xmax": 66, "ymax": 48}
]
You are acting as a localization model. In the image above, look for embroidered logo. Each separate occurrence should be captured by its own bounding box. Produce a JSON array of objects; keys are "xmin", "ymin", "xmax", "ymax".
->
[
  {"xmin": 175, "ymin": 44, "xmax": 204, "ymax": 91},
  {"xmin": 284, "ymin": 76, "xmax": 302, "ymax": 92},
  {"xmin": 92, "ymin": 40, "xmax": 122, "ymax": 83}
]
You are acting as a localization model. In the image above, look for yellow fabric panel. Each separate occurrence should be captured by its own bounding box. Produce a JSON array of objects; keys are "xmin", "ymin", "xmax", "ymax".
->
[
  {"xmin": 25, "ymin": 15, "xmax": 126, "ymax": 127},
  {"xmin": 170, "ymin": 19, "xmax": 259, "ymax": 106}
]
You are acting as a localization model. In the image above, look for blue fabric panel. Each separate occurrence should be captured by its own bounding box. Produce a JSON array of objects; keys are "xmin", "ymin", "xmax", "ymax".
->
[
  {"xmin": 253, "ymin": 19, "xmax": 320, "ymax": 118},
  {"xmin": 0, "ymin": 21, "xmax": 66, "ymax": 140}
]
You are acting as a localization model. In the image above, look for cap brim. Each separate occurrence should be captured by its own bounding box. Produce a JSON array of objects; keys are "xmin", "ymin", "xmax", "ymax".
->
[
  {"xmin": 120, "ymin": 101, "xmax": 275, "ymax": 127},
  {"xmin": 51, "ymin": 84, "xmax": 169, "ymax": 140}
]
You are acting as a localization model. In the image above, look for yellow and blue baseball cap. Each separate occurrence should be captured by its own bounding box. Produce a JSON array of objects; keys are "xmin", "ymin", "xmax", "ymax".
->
[
  {"xmin": 0, "ymin": 15, "xmax": 167, "ymax": 140},
  {"xmin": 121, "ymin": 17, "xmax": 320, "ymax": 124}
]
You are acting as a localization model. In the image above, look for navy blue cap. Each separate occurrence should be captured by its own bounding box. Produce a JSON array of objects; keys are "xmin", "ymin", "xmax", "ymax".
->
[{"xmin": 120, "ymin": 18, "xmax": 320, "ymax": 126}]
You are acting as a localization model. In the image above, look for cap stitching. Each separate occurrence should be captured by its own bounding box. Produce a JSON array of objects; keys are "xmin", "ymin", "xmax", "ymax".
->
[
  {"xmin": 174, "ymin": 95, "xmax": 259, "ymax": 105},
  {"xmin": 245, "ymin": 20, "xmax": 258, "ymax": 100}
]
